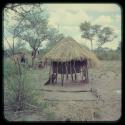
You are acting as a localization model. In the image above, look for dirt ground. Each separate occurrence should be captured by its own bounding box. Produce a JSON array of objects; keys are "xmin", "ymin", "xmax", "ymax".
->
[
  {"xmin": 39, "ymin": 60, "xmax": 121, "ymax": 121},
  {"xmin": 4, "ymin": 60, "xmax": 121, "ymax": 121}
]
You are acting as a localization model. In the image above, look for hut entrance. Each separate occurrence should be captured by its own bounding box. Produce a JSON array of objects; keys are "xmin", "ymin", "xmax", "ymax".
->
[{"xmin": 45, "ymin": 59, "xmax": 89, "ymax": 86}]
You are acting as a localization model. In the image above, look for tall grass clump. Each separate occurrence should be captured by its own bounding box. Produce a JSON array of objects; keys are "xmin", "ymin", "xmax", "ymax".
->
[{"xmin": 4, "ymin": 57, "xmax": 39, "ymax": 112}]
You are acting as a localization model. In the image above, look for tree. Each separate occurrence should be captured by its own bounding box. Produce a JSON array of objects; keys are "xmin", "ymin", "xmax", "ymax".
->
[
  {"xmin": 116, "ymin": 42, "xmax": 121, "ymax": 60},
  {"xmin": 4, "ymin": 4, "xmax": 35, "ymax": 16},
  {"xmin": 97, "ymin": 27, "xmax": 117, "ymax": 48},
  {"xmin": 4, "ymin": 4, "xmax": 48, "ymax": 113},
  {"xmin": 14, "ymin": 6, "xmax": 49, "ymax": 67},
  {"xmin": 4, "ymin": 4, "xmax": 64, "ymax": 67},
  {"xmin": 80, "ymin": 21, "xmax": 101, "ymax": 50},
  {"xmin": 92, "ymin": 24, "xmax": 101, "ymax": 34},
  {"xmin": 4, "ymin": 4, "xmax": 34, "ymax": 56},
  {"xmin": 117, "ymin": 42, "xmax": 121, "ymax": 52},
  {"xmin": 13, "ymin": 40, "xmax": 26, "ymax": 53},
  {"xmin": 46, "ymin": 28, "xmax": 64, "ymax": 50}
]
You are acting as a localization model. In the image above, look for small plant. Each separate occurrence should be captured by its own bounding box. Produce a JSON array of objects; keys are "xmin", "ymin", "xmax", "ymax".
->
[
  {"xmin": 93, "ymin": 108, "xmax": 101, "ymax": 119},
  {"xmin": 46, "ymin": 112, "xmax": 56, "ymax": 120}
]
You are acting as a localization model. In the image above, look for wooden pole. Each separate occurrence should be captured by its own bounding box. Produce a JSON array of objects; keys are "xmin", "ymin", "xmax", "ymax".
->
[
  {"xmin": 48, "ymin": 61, "xmax": 51, "ymax": 84},
  {"xmin": 56, "ymin": 61, "xmax": 58, "ymax": 84},
  {"xmin": 81, "ymin": 65, "xmax": 84, "ymax": 81},
  {"xmin": 61, "ymin": 62, "xmax": 62, "ymax": 85},
  {"xmin": 61, "ymin": 62, "xmax": 64, "ymax": 86},
  {"xmin": 65, "ymin": 62, "xmax": 68, "ymax": 80},
  {"xmin": 62, "ymin": 63, "xmax": 64, "ymax": 86},
  {"xmin": 73, "ymin": 60, "xmax": 77, "ymax": 80},
  {"xmin": 86, "ymin": 60, "xmax": 89, "ymax": 83},
  {"xmin": 50, "ymin": 61, "xmax": 52, "ymax": 84},
  {"xmin": 81, "ymin": 60, "xmax": 84, "ymax": 83},
  {"xmin": 84, "ymin": 66, "xmax": 86, "ymax": 81},
  {"xmin": 80, "ymin": 61, "xmax": 82, "ymax": 76},
  {"xmin": 70, "ymin": 60, "xmax": 73, "ymax": 81}
]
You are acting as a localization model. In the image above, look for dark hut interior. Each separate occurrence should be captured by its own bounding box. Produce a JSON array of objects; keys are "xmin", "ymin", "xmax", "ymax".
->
[{"xmin": 45, "ymin": 59, "xmax": 89, "ymax": 86}]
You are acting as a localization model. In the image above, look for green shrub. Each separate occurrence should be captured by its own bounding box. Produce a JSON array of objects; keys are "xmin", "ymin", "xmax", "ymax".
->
[
  {"xmin": 94, "ymin": 48, "xmax": 121, "ymax": 60},
  {"xmin": 4, "ymin": 58, "xmax": 39, "ymax": 112}
]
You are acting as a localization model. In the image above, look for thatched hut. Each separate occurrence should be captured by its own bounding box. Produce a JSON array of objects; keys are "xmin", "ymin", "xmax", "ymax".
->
[{"xmin": 43, "ymin": 37, "xmax": 100, "ymax": 86}]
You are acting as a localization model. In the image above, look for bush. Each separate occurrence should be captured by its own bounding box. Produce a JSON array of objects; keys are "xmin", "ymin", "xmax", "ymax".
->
[
  {"xmin": 94, "ymin": 48, "xmax": 121, "ymax": 60},
  {"xmin": 4, "ymin": 58, "xmax": 39, "ymax": 112}
]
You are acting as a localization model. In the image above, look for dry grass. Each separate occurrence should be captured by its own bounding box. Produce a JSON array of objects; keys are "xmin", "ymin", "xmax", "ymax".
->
[
  {"xmin": 43, "ymin": 37, "xmax": 100, "ymax": 67},
  {"xmin": 4, "ymin": 60, "xmax": 121, "ymax": 121}
]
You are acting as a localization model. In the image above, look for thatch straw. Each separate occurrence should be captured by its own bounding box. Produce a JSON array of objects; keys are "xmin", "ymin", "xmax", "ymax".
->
[{"xmin": 43, "ymin": 37, "xmax": 100, "ymax": 67}]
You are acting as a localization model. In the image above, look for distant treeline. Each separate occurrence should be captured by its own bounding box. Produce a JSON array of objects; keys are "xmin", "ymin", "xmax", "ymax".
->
[
  {"xmin": 94, "ymin": 47, "xmax": 121, "ymax": 60},
  {"xmin": 4, "ymin": 46, "xmax": 121, "ymax": 61}
]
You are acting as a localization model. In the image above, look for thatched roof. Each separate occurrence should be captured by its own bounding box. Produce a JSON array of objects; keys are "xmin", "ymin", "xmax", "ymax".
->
[{"xmin": 43, "ymin": 37, "xmax": 100, "ymax": 67}]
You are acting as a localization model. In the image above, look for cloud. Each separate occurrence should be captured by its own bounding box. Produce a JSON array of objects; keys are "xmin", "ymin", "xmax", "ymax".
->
[
  {"xmin": 59, "ymin": 26, "xmax": 79, "ymax": 36},
  {"xmin": 4, "ymin": 4, "xmax": 121, "ymax": 50},
  {"xmin": 46, "ymin": 5, "xmax": 121, "ymax": 50},
  {"xmin": 71, "ymin": 34, "xmax": 95, "ymax": 49},
  {"xmin": 44, "ymin": 4, "xmax": 121, "ymax": 13},
  {"xmin": 48, "ymin": 9, "xmax": 90, "ymax": 27},
  {"xmin": 94, "ymin": 15, "xmax": 113, "ymax": 25}
]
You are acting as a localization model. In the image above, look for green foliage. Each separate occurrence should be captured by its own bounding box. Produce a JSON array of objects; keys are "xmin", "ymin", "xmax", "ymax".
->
[
  {"xmin": 80, "ymin": 21, "xmax": 95, "ymax": 41},
  {"xmin": 46, "ymin": 27, "xmax": 64, "ymax": 50},
  {"xmin": 46, "ymin": 112, "xmax": 56, "ymax": 120},
  {"xmin": 4, "ymin": 58, "xmax": 39, "ymax": 111},
  {"xmin": 116, "ymin": 42, "xmax": 121, "ymax": 54},
  {"xmin": 80, "ymin": 21, "xmax": 117, "ymax": 49},
  {"xmin": 94, "ymin": 47, "xmax": 121, "ymax": 60},
  {"xmin": 13, "ymin": 40, "xmax": 26, "ymax": 52},
  {"xmin": 80, "ymin": 21, "xmax": 101, "ymax": 50},
  {"xmin": 97, "ymin": 27, "xmax": 117, "ymax": 47},
  {"xmin": 4, "ymin": 58, "xmax": 18, "ymax": 78},
  {"xmin": 4, "ymin": 49, "xmax": 13, "ymax": 58},
  {"xmin": 4, "ymin": 58, "xmax": 55, "ymax": 121},
  {"xmin": 14, "ymin": 7, "xmax": 49, "ymax": 51}
]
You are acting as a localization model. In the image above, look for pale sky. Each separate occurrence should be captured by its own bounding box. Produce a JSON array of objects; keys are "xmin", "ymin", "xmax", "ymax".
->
[{"xmin": 4, "ymin": 3, "xmax": 121, "ymax": 50}]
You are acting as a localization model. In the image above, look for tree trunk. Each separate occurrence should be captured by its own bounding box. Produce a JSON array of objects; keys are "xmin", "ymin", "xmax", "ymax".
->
[
  {"xmin": 61, "ymin": 62, "xmax": 64, "ymax": 86},
  {"xmin": 73, "ymin": 61, "xmax": 77, "ymax": 80},
  {"xmin": 70, "ymin": 61, "xmax": 73, "ymax": 81},
  {"xmin": 32, "ymin": 57, "xmax": 35, "ymax": 67},
  {"xmin": 50, "ymin": 61, "xmax": 53, "ymax": 84},
  {"xmin": 56, "ymin": 62, "xmax": 58, "ymax": 84},
  {"xmin": 65, "ymin": 62, "xmax": 68, "ymax": 80},
  {"xmin": 90, "ymin": 40, "xmax": 93, "ymax": 51},
  {"xmin": 31, "ymin": 50, "xmax": 36, "ymax": 67}
]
